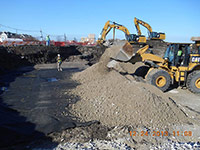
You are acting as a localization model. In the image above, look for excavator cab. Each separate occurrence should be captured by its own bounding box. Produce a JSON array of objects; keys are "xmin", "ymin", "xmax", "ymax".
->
[
  {"xmin": 149, "ymin": 32, "xmax": 165, "ymax": 40},
  {"xmin": 126, "ymin": 34, "xmax": 146, "ymax": 44}
]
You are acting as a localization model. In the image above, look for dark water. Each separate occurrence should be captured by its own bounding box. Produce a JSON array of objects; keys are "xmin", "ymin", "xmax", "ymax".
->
[{"xmin": 0, "ymin": 66, "xmax": 96, "ymax": 149}]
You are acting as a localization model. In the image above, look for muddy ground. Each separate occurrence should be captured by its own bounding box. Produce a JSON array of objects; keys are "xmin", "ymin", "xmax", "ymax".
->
[
  {"xmin": 0, "ymin": 62, "xmax": 111, "ymax": 149},
  {"xmin": 0, "ymin": 44, "xmax": 106, "ymax": 149}
]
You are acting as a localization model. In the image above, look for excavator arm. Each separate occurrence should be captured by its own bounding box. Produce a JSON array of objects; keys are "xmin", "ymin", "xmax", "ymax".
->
[{"xmin": 134, "ymin": 17, "xmax": 152, "ymax": 35}]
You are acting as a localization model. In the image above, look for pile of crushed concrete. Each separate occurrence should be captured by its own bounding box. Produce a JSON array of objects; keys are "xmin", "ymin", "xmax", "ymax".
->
[{"xmin": 70, "ymin": 44, "xmax": 193, "ymax": 131}]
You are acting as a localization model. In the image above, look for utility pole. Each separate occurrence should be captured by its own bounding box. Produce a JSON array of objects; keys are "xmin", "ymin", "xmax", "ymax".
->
[
  {"xmin": 40, "ymin": 29, "xmax": 43, "ymax": 41},
  {"xmin": 64, "ymin": 33, "xmax": 67, "ymax": 42},
  {"xmin": 113, "ymin": 27, "xmax": 115, "ymax": 40}
]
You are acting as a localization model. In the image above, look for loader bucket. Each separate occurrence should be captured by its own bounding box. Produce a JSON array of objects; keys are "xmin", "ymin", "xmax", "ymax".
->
[
  {"xmin": 107, "ymin": 42, "xmax": 147, "ymax": 68},
  {"xmin": 114, "ymin": 42, "xmax": 138, "ymax": 61}
]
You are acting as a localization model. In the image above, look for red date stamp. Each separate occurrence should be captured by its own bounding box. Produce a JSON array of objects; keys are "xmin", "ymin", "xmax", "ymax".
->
[{"xmin": 129, "ymin": 130, "xmax": 192, "ymax": 137}]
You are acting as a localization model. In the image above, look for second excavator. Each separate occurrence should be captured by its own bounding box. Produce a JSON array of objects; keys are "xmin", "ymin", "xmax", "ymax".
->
[
  {"xmin": 97, "ymin": 20, "xmax": 146, "ymax": 45},
  {"xmin": 134, "ymin": 17, "xmax": 166, "ymax": 40}
]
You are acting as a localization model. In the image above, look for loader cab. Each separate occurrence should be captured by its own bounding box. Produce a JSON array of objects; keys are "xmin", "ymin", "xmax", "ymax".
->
[{"xmin": 164, "ymin": 44, "xmax": 191, "ymax": 67}]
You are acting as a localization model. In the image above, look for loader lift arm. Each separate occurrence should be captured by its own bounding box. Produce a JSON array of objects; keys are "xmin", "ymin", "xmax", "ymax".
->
[
  {"xmin": 134, "ymin": 17, "xmax": 166, "ymax": 40},
  {"xmin": 112, "ymin": 42, "xmax": 166, "ymax": 65}
]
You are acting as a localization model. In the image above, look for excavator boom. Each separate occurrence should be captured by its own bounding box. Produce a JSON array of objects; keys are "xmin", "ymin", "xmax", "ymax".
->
[{"xmin": 134, "ymin": 17, "xmax": 152, "ymax": 35}]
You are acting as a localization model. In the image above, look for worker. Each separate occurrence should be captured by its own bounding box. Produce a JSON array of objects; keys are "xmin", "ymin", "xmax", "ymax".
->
[
  {"xmin": 57, "ymin": 54, "xmax": 62, "ymax": 71},
  {"xmin": 176, "ymin": 46, "xmax": 183, "ymax": 66},
  {"xmin": 46, "ymin": 35, "xmax": 50, "ymax": 46}
]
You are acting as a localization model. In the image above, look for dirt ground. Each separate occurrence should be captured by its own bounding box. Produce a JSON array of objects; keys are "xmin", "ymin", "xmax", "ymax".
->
[
  {"xmin": 167, "ymin": 88, "xmax": 200, "ymax": 112},
  {"xmin": 0, "ymin": 62, "xmax": 94, "ymax": 149}
]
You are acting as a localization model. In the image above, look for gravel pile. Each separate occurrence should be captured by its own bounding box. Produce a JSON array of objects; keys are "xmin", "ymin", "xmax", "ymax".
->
[
  {"xmin": 70, "ymin": 44, "xmax": 192, "ymax": 130},
  {"xmin": 32, "ymin": 140, "xmax": 200, "ymax": 150}
]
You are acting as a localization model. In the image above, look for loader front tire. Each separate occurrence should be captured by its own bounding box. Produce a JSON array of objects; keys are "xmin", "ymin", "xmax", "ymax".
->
[
  {"xmin": 146, "ymin": 69, "xmax": 171, "ymax": 92},
  {"xmin": 186, "ymin": 71, "xmax": 200, "ymax": 94}
]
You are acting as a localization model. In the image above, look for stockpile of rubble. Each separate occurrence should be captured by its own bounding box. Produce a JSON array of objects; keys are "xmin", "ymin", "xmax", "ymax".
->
[
  {"xmin": 70, "ymin": 44, "xmax": 193, "ymax": 130},
  {"xmin": 0, "ymin": 46, "xmax": 32, "ymax": 75},
  {"xmin": 0, "ymin": 45, "xmax": 106, "ymax": 75},
  {"xmin": 66, "ymin": 45, "xmax": 106, "ymax": 65},
  {"xmin": 6, "ymin": 45, "xmax": 81, "ymax": 64}
]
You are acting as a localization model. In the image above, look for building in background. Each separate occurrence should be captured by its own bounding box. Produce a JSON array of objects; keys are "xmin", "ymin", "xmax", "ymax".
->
[
  {"xmin": 80, "ymin": 34, "xmax": 96, "ymax": 44},
  {"xmin": 88, "ymin": 34, "xmax": 95, "ymax": 43}
]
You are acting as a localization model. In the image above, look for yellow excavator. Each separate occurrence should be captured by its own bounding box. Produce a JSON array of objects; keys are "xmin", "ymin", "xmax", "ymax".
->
[
  {"xmin": 97, "ymin": 20, "xmax": 146, "ymax": 45},
  {"xmin": 107, "ymin": 41, "xmax": 200, "ymax": 93},
  {"xmin": 134, "ymin": 17, "xmax": 166, "ymax": 40}
]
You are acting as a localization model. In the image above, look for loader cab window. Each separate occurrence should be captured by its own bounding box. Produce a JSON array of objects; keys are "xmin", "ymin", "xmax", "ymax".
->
[
  {"xmin": 164, "ymin": 44, "xmax": 175, "ymax": 65},
  {"xmin": 182, "ymin": 45, "xmax": 190, "ymax": 66}
]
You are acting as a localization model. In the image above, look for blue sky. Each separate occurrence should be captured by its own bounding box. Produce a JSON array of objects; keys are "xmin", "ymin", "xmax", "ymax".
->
[{"xmin": 0, "ymin": 0, "xmax": 199, "ymax": 42}]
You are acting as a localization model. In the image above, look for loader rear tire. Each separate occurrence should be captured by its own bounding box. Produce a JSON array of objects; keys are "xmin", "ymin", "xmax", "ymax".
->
[
  {"xmin": 146, "ymin": 69, "xmax": 171, "ymax": 92},
  {"xmin": 186, "ymin": 71, "xmax": 200, "ymax": 94}
]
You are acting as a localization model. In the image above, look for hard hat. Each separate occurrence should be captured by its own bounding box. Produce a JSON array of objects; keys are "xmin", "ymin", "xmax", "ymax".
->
[{"xmin": 58, "ymin": 54, "xmax": 60, "ymax": 56}]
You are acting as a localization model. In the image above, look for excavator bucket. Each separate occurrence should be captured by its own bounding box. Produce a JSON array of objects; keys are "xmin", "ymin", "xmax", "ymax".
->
[{"xmin": 107, "ymin": 42, "xmax": 148, "ymax": 68}]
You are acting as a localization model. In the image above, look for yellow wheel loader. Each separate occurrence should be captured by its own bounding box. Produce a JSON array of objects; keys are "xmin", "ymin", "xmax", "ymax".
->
[{"xmin": 108, "ymin": 42, "xmax": 200, "ymax": 93}]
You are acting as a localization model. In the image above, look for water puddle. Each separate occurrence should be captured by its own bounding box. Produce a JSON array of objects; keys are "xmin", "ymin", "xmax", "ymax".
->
[
  {"xmin": 23, "ymin": 74, "xmax": 36, "ymax": 78},
  {"xmin": 0, "ymin": 86, "xmax": 9, "ymax": 92},
  {"xmin": 47, "ymin": 78, "xmax": 58, "ymax": 82}
]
